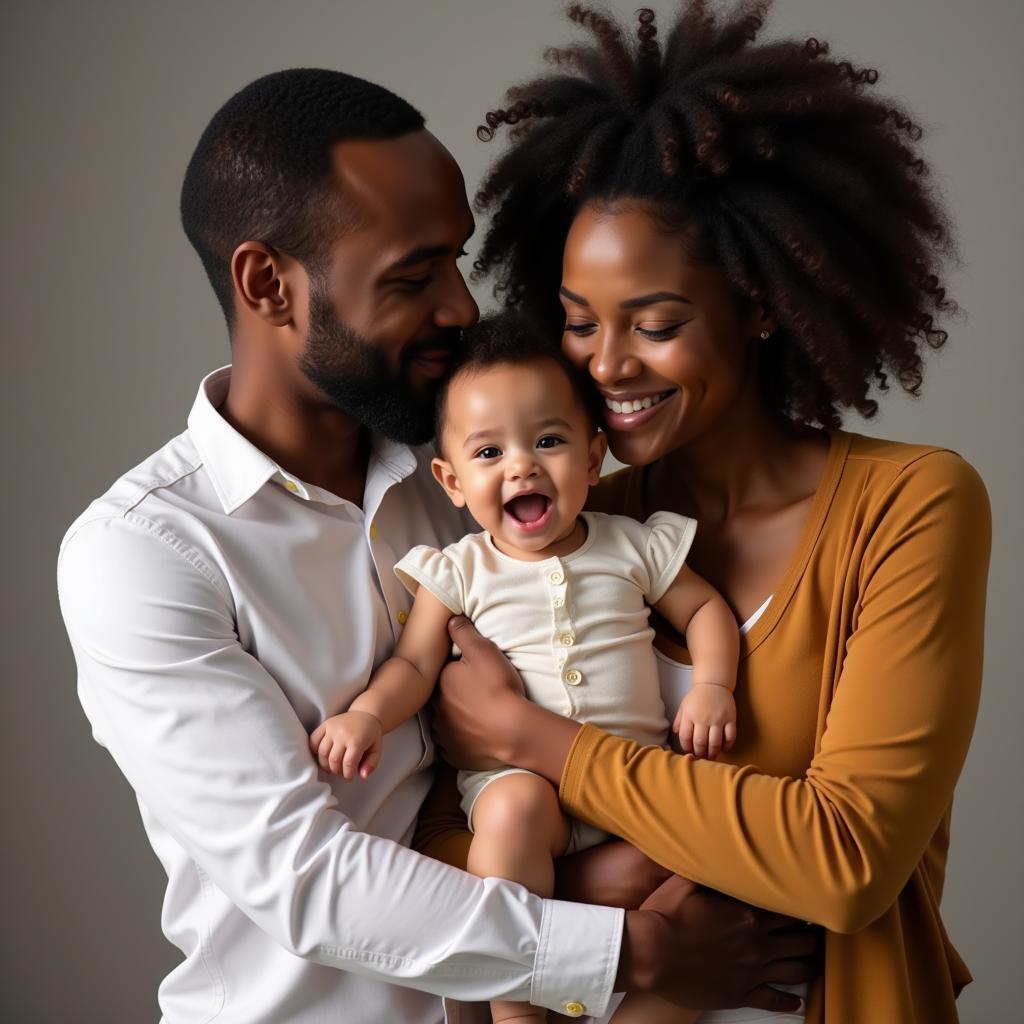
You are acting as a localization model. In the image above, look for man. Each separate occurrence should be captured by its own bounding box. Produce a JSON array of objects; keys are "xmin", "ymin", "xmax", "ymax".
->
[{"xmin": 58, "ymin": 69, "xmax": 813, "ymax": 1022}]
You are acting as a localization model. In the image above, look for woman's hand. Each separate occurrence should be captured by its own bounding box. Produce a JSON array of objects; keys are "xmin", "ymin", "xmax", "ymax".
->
[{"xmin": 433, "ymin": 616, "xmax": 580, "ymax": 780}]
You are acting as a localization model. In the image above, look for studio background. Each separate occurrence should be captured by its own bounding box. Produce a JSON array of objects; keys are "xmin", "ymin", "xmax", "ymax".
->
[{"xmin": 2, "ymin": 1, "xmax": 1020, "ymax": 1019}]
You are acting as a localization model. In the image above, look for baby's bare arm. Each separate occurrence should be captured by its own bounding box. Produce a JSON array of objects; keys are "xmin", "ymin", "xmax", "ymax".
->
[
  {"xmin": 654, "ymin": 566, "xmax": 740, "ymax": 759},
  {"xmin": 350, "ymin": 587, "xmax": 454, "ymax": 732},
  {"xmin": 653, "ymin": 565, "xmax": 738, "ymax": 692}
]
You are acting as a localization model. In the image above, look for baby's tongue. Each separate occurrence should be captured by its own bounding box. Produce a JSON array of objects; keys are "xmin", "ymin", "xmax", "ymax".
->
[{"xmin": 506, "ymin": 494, "xmax": 549, "ymax": 524}]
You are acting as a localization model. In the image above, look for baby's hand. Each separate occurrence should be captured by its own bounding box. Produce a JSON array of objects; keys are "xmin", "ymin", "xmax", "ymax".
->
[
  {"xmin": 673, "ymin": 684, "xmax": 737, "ymax": 760},
  {"xmin": 309, "ymin": 711, "xmax": 383, "ymax": 780}
]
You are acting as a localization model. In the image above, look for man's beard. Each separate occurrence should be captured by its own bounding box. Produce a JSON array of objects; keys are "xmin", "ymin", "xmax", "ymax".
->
[{"xmin": 298, "ymin": 287, "xmax": 463, "ymax": 446}]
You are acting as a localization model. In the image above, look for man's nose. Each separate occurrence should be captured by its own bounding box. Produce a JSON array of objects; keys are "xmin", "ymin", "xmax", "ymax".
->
[{"xmin": 434, "ymin": 266, "xmax": 480, "ymax": 329}]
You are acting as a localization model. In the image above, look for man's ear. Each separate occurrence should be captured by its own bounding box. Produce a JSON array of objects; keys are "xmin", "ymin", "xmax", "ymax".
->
[
  {"xmin": 431, "ymin": 457, "xmax": 466, "ymax": 508},
  {"xmin": 587, "ymin": 429, "xmax": 609, "ymax": 485},
  {"xmin": 230, "ymin": 241, "xmax": 295, "ymax": 327}
]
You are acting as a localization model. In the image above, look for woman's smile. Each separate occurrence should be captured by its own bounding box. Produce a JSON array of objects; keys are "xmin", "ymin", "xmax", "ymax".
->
[{"xmin": 599, "ymin": 388, "xmax": 678, "ymax": 430}]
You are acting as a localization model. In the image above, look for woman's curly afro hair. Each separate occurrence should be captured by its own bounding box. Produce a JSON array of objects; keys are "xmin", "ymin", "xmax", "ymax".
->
[{"xmin": 472, "ymin": 1, "xmax": 957, "ymax": 427}]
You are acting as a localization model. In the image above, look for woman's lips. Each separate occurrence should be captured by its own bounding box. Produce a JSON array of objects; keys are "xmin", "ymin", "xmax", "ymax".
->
[{"xmin": 601, "ymin": 390, "xmax": 678, "ymax": 430}]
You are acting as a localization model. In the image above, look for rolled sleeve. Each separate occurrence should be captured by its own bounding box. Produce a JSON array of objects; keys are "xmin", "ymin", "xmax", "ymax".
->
[{"xmin": 531, "ymin": 898, "xmax": 623, "ymax": 1018}]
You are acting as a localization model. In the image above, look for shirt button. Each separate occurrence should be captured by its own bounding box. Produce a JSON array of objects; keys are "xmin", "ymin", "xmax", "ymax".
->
[
  {"xmin": 549, "ymin": 569, "xmax": 564, "ymax": 585},
  {"xmin": 560, "ymin": 633, "xmax": 575, "ymax": 647},
  {"xmin": 397, "ymin": 611, "xmax": 408, "ymax": 625},
  {"xmin": 565, "ymin": 669, "xmax": 582, "ymax": 686},
  {"xmin": 564, "ymin": 1001, "xmax": 586, "ymax": 1017},
  {"xmin": 284, "ymin": 480, "xmax": 299, "ymax": 494},
  {"xmin": 563, "ymin": 706, "xmax": 573, "ymax": 716},
  {"xmin": 369, "ymin": 522, "xmax": 378, "ymax": 540},
  {"xmin": 553, "ymin": 596, "xmax": 564, "ymax": 608}
]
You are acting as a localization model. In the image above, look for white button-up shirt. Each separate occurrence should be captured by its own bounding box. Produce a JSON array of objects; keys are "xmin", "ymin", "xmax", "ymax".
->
[{"xmin": 57, "ymin": 367, "xmax": 622, "ymax": 1024}]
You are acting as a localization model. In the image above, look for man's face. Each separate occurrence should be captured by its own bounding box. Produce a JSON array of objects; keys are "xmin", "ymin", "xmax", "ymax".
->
[{"xmin": 297, "ymin": 131, "xmax": 479, "ymax": 445}]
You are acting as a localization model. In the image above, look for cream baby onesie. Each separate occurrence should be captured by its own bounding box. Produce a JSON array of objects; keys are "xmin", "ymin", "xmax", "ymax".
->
[{"xmin": 395, "ymin": 510, "xmax": 697, "ymax": 852}]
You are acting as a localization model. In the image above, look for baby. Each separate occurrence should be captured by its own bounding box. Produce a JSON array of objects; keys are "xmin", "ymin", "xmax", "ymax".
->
[{"xmin": 310, "ymin": 312, "xmax": 739, "ymax": 1024}]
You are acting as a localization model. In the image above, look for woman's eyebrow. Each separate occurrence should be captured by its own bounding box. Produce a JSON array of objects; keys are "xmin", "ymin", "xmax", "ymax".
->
[
  {"xmin": 560, "ymin": 285, "xmax": 590, "ymax": 306},
  {"xmin": 559, "ymin": 286, "xmax": 692, "ymax": 308},
  {"xmin": 620, "ymin": 291, "xmax": 692, "ymax": 309}
]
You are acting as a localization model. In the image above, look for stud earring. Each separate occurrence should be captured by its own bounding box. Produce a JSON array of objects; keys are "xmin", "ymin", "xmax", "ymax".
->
[{"xmin": 759, "ymin": 329, "xmax": 772, "ymax": 340}]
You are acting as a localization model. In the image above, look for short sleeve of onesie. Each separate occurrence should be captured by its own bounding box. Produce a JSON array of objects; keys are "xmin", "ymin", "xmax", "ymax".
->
[
  {"xmin": 643, "ymin": 511, "xmax": 699, "ymax": 603},
  {"xmin": 394, "ymin": 545, "xmax": 466, "ymax": 614}
]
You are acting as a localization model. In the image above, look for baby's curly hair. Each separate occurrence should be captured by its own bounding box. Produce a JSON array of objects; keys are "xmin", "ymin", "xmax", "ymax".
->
[{"xmin": 472, "ymin": 1, "xmax": 956, "ymax": 427}]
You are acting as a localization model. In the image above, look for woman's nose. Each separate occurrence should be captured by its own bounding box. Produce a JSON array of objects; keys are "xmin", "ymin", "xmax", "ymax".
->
[{"xmin": 588, "ymin": 332, "xmax": 643, "ymax": 385}]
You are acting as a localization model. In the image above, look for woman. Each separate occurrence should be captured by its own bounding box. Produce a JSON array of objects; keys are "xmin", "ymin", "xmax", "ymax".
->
[{"xmin": 419, "ymin": 3, "xmax": 990, "ymax": 1022}]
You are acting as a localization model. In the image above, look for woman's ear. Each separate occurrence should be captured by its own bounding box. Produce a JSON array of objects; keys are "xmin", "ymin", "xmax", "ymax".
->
[
  {"xmin": 230, "ymin": 241, "xmax": 294, "ymax": 327},
  {"xmin": 431, "ymin": 457, "xmax": 466, "ymax": 508},
  {"xmin": 754, "ymin": 302, "xmax": 776, "ymax": 340},
  {"xmin": 587, "ymin": 430, "xmax": 609, "ymax": 485}
]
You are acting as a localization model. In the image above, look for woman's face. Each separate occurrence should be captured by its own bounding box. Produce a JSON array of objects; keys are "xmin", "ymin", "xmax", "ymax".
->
[{"xmin": 560, "ymin": 200, "xmax": 765, "ymax": 466}]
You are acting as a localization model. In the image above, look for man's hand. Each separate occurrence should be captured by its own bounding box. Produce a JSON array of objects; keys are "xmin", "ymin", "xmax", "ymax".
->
[
  {"xmin": 555, "ymin": 840, "xmax": 672, "ymax": 909},
  {"xmin": 673, "ymin": 684, "xmax": 737, "ymax": 760},
  {"xmin": 432, "ymin": 616, "xmax": 529, "ymax": 771},
  {"xmin": 619, "ymin": 875, "xmax": 819, "ymax": 1013},
  {"xmin": 310, "ymin": 711, "xmax": 383, "ymax": 780}
]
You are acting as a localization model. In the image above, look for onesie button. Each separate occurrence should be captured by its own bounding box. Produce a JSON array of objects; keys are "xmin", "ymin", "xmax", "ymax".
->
[
  {"xmin": 397, "ymin": 611, "xmax": 408, "ymax": 625},
  {"xmin": 564, "ymin": 1002, "xmax": 586, "ymax": 1017},
  {"xmin": 560, "ymin": 633, "xmax": 575, "ymax": 647},
  {"xmin": 549, "ymin": 569, "xmax": 564, "ymax": 585},
  {"xmin": 565, "ymin": 670, "xmax": 582, "ymax": 686}
]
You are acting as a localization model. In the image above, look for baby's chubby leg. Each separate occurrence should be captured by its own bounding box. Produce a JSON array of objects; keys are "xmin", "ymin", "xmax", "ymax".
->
[
  {"xmin": 468, "ymin": 773, "xmax": 571, "ymax": 1023},
  {"xmin": 468, "ymin": 771, "xmax": 571, "ymax": 896}
]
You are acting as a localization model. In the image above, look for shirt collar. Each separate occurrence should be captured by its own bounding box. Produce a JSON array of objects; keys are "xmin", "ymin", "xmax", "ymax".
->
[{"xmin": 187, "ymin": 365, "xmax": 419, "ymax": 515}]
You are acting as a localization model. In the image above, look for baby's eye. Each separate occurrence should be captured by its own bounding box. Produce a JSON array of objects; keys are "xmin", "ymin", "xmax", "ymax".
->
[
  {"xmin": 536, "ymin": 435, "xmax": 564, "ymax": 449},
  {"xmin": 475, "ymin": 445, "xmax": 502, "ymax": 460}
]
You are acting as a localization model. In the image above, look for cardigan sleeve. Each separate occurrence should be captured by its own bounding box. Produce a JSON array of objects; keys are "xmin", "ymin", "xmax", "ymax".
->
[{"xmin": 560, "ymin": 451, "xmax": 990, "ymax": 934}]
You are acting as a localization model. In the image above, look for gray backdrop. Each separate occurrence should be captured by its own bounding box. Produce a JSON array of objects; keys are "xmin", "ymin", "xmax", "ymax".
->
[{"xmin": 3, "ymin": 1, "xmax": 1021, "ymax": 1020}]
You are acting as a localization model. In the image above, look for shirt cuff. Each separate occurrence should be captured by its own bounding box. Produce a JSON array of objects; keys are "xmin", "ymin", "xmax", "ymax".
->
[{"xmin": 530, "ymin": 897, "xmax": 623, "ymax": 1018}]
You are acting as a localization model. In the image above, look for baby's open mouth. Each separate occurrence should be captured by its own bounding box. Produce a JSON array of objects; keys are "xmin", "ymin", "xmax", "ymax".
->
[{"xmin": 504, "ymin": 493, "xmax": 552, "ymax": 527}]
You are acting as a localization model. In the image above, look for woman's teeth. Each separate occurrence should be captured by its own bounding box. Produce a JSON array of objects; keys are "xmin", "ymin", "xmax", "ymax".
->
[{"xmin": 605, "ymin": 391, "xmax": 672, "ymax": 414}]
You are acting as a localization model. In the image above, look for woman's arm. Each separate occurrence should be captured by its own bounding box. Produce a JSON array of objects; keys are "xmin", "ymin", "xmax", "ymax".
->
[{"xmin": 437, "ymin": 452, "xmax": 991, "ymax": 933}]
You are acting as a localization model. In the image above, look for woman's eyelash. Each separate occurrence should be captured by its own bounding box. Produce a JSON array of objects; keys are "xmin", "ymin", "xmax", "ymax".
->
[
  {"xmin": 638, "ymin": 323, "xmax": 683, "ymax": 340},
  {"xmin": 564, "ymin": 322, "xmax": 685, "ymax": 339}
]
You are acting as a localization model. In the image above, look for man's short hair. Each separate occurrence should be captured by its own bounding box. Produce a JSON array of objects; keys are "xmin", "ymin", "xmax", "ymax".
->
[
  {"xmin": 434, "ymin": 310, "xmax": 603, "ymax": 448},
  {"xmin": 181, "ymin": 68, "xmax": 424, "ymax": 328}
]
